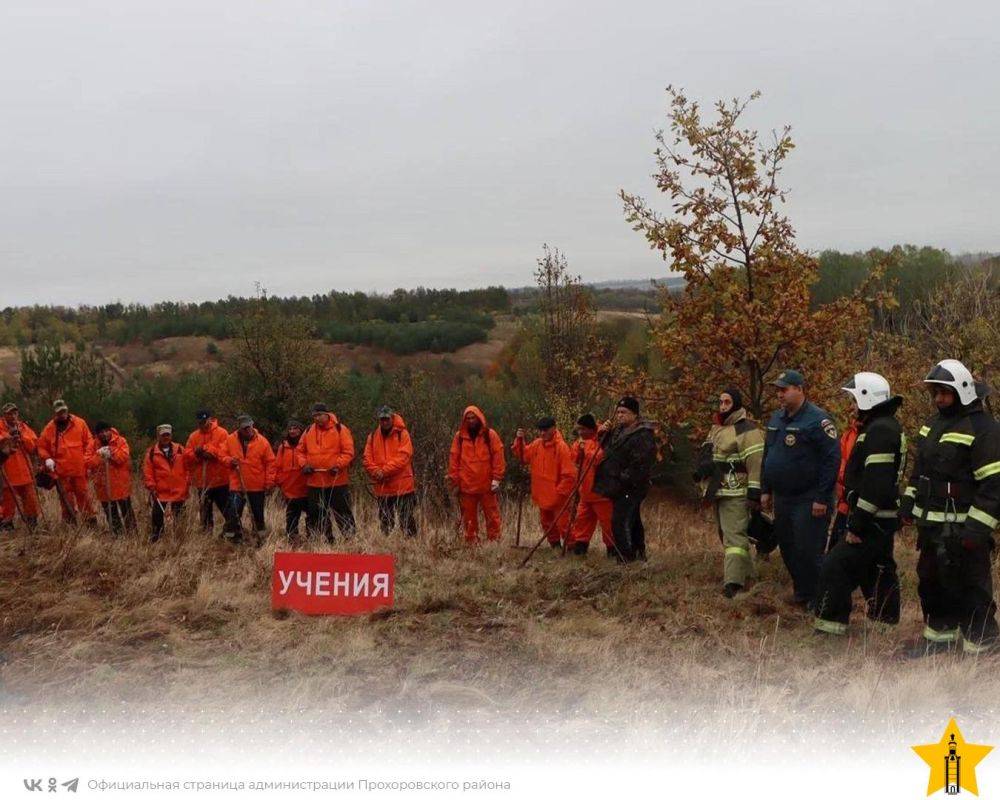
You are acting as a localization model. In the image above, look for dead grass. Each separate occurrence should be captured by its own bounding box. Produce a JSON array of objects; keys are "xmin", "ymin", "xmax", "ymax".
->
[{"xmin": 2, "ymin": 493, "xmax": 1000, "ymax": 738}]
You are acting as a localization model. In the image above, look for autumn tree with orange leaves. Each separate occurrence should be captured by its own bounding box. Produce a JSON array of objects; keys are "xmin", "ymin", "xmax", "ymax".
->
[{"xmin": 617, "ymin": 88, "xmax": 888, "ymax": 429}]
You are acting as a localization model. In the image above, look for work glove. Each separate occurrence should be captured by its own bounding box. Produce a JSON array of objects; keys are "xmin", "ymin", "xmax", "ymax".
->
[
  {"xmin": 302, "ymin": 465, "xmax": 315, "ymax": 475},
  {"xmin": 98, "ymin": 446, "xmax": 112, "ymax": 460},
  {"xmin": 44, "ymin": 458, "xmax": 56, "ymax": 471},
  {"xmin": 490, "ymin": 479, "xmax": 501, "ymax": 493}
]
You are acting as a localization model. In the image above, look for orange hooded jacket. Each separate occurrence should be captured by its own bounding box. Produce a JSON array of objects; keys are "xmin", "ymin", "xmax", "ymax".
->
[
  {"xmin": 835, "ymin": 418, "xmax": 861, "ymax": 516},
  {"xmin": 223, "ymin": 430, "xmax": 275, "ymax": 492},
  {"xmin": 569, "ymin": 435, "xmax": 606, "ymax": 503},
  {"xmin": 184, "ymin": 420, "xmax": 231, "ymax": 489},
  {"xmin": 513, "ymin": 430, "xmax": 577, "ymax": 509},
  {"xmin": 142, "ymin": 442, "xmax": 190, "ymax": 502},
  {"xmin": 363, "ymin": 414, "xmax": 415, "ymax": 497},
  {"xmin": 38, "ymin": 414, "xmax": 93, "ymax": 478},
  {"xmin": 85, "ymin": 429, "xmax": 133, "ymax": 502},
  {"xmin": 299, "ymin": 414, "xmax": 354, "ymax": 488},
  {"xmin": 273, "ymin": 440, "xmax": 307, "ymax": 500},
  {"xmin": 0, "ymin": 419, "xmax": 38, "ymax": 486},
  {"xmin": 448, "ymin": 406, "xmax": 505, "ymax": 495}
]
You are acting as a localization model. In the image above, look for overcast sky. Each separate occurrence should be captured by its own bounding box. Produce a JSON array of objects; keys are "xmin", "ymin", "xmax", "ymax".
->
[{"xmin": 1, "ymin": 0, "xmax": 998, "ymax": 307}]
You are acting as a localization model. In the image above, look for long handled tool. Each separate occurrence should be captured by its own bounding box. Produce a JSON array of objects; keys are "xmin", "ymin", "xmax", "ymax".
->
[
  {"xmin": 513, "ymin": 483, "xmax": 525, "ymax": 548},
  {"xmin": 52, "ymin": 473, "xmax": 76, "ymax": 525}
]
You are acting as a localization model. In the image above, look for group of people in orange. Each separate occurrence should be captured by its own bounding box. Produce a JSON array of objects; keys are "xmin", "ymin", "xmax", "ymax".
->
[{"xmin": 1, "ymin": 396, "xmax": 656, "ymax": 560}]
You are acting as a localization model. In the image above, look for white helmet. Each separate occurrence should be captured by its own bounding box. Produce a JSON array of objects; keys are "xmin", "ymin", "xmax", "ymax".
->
[
  {"xmin": 924, "ymin": 359, "xmax": 978, "ymax": 406},
  {"xmin": 841, "ymin": 372, "xmax": 891, "ymax": 411}
]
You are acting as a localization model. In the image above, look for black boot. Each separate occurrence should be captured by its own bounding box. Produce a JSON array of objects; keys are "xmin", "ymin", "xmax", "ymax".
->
[
  {"xmin": 549, "ymin": 540, "xmax": 562, "ymax": 550},
  {"xmin": 722, "ymin": 583, "xmax": 743, "ymax": 599},
  {"xmin": 572, "ymin": 542, "xmax": 589, "ymax": 556},
  {"xmin": 605, "ymin": 545, "xmax": 616, "ymax": 559}
]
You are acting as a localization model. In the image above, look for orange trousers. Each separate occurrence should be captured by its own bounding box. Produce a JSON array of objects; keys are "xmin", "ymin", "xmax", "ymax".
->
[
  {"xmin": 459, "ymin": 492, "xmax": 502, "ymax": 543},
  {"xmin": 56, "ymin": 475, "xmax": 96, "ymax": 522},
  {"xmin": 568, "ymin": 498, "xmax": 614, "ymax": 547},
  {"xmin": 1, "ymin": 482, "xmax": 40, "ymax": 523},
  {"xmin": 539, "ymin": 498, "xmax": 573, "ymax": 545}
]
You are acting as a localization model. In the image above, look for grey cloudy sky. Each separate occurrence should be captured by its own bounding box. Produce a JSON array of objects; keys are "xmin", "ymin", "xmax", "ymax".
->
[{"xmin": 1, "ymin": 0, "xmax": 998, "ymax": 307}]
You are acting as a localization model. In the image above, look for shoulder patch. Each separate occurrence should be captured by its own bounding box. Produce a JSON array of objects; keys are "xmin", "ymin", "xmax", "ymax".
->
[{"xmin": 821, "ymin": 419, "xmax": 837, "ymax": 439}]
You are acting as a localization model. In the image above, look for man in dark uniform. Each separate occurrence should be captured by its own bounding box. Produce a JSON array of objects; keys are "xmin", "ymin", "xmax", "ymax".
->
[
  {"xmin": 814, "ymin": 372, "xmax": 904, "ymax": 636},
  {"xmin": 901, "ymin": 359, "xmax": 1000, "ymax": 657},
  {"xmin": 761, "ymin": 369, "xmax": 840, "ymax": 608},
  {"xmin": 593, "ymin": 396, "xmax": 657, "ymax": 563}
]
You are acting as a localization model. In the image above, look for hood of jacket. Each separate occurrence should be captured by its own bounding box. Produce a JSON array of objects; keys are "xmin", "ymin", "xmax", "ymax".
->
[{"xmin": 459, "ymin": 405, "xmax": 488, "ymax": 438}]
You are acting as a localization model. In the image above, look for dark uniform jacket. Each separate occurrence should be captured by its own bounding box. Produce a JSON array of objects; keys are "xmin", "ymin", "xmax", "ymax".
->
[
  {"xmin": 761, "ymin": 400, "xmax": 840, "ymax": 502},
  {"xmin": 842, "ymin": 397, "xmax": 906, "ymax": 538},
  {"xmin": 901, "ymin": 397, "xmax": 1000, "ymax": 542},
  {"xmin": 593, "ymin": 421, "xmax": 657, "ymax": 500}
]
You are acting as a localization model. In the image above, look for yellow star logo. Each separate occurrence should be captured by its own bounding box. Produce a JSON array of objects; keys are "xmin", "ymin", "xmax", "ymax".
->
[{"xmin": 913, "ymin": 718, "xmax": 993, "ymax": 796}]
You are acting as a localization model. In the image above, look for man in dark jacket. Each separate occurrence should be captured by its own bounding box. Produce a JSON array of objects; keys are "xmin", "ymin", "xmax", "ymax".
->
[
  {"xmin": 593, "ymin": 396, "xmax": 657, "ymax": 563},
  {"xmin": 761, "ymin": 370, "xmax": 840, "ymax": 609},
  {"xmin": 814, "ymin": 373, "xmax": 903, "ymax": 636},
  {"xmin": 901, "ymin": 359, "xmax": 1000, "ymax": 657}
]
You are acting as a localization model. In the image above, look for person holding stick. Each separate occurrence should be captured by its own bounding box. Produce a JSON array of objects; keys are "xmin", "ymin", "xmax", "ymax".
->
[
  {"xmin": 142, "ymin": 424, "xmax": 189, "ymax": 542},
  {"xmin": 0, "ymin": 402, "xmax": 40, "ymax": 531},
  {"xmin": 512, "ymin": 417, "xmax": 577, "ymax": 552},
  {"xmin": 222, "ymin": 414, "xmax": 274, "ymax": 543},
  {"xmin": 86, "ymin": 421, "xmax": 137, "ymax": 535},
  {"xmin": 593, "ymin": 397, "xmax": 657, "ymax": 563},
  {"xmin": 566, "ymin": 413, "xmax": 615, "ymax": 558}
]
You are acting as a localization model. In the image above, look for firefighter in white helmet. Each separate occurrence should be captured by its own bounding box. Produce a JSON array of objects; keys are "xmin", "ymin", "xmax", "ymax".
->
[
  {"xmin": 813, "ymin": 372, "xmax": 904, "ymax": 636},
  {"xmin": 901, "ymin": 359, "xmax": 1000, "ymax": 657}
]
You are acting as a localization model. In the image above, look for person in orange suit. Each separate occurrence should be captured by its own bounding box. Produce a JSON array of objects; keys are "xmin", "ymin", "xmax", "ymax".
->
[
  {"xmin": 363, "ymin": 405, "xmax": 417, "ymax": 536},
  {"xmin": 85, "ymin": 421, "xmax": 136, "ymax": 534},
  {"xmin": 185, "ymin": 410, "xmax": 231, "ymax": 531},
  {"xmin": 142, "ymin": 424, "xmax": 189, "ymax": 542},
  {"xmin": 37, "ymin": 398, "xmax": 97, "ymax": 524},
  {"xmin": 300, "ymin": 402, "xmax": 356, "ymax": 540},
  {"xmin": 512, "ymin": 417, "xmax": 577, "ymax": 549},
  {"xmin": 273, "ymin": 418, "xmax": 308, "ymax": 542},
  {"xmin": 0, "ymin": 402, "xmax": 41, "ymax": 530},
  {"xmin": 222, "ymin": 415, "xmax": 275, "ymax": 541},
  {"xmin": 448, "ymin": 405, "xmax": 505, "ymax": 543},
  {"xmin": 566, "ymin": 413, "xmax": 615, "ymax": 557}
]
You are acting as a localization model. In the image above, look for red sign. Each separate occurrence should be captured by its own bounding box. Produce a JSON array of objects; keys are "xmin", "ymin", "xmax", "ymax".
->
[{"xmin": 271, "ymin": 552, "xmax": 395, "ymax": 615}]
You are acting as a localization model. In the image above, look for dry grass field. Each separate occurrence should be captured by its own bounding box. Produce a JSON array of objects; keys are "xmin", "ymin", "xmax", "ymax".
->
[{"xmin": 2, "ymin": 492, "xmax": 999, "ymax": 758}]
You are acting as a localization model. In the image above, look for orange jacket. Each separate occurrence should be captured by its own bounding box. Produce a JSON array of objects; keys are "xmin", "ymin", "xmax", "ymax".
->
[
  {"xmin": 448, "ymin": 406, "xmax": 505, "ymax": 495},
  {"xmin": 185, "ymin": 420, "xmax": 231, "ymax": 489},
  {"xmin": 38, "ymin": 414, "xmax": 93, "ymax": 478},
  {"xmin": 570, "ymin": 435, "xmax": 607, "ymax": 503},
  {"xmin": 223, "ymin": 430, "xmax": 275, "ymax": 492},
  {"xmin": 85, "ymin": 429, "xmax": 133, "ymax": 502},
  {"xmin": 835, "ymin": 418, "xmax": 861, "ymax": 515},
  {"xmin": 273, "ymin": 440, "xmax": 308, "ymax": 499},
  {"xmin": 142, "ymin": 442, "xmax": 190, "ymax": 502},
  {"xmin": 363, "ymin": 414, "xmax": 416, "ymax": 497},
  {"xmin": 513, "ymin": 430, "xmax": 577, "ymax": 509},
  {"xmin": 0, "ymin": 419, "xmax": 38, "ymax": 486},
  {"xmin": 299, "ymin": 415, "xmax": 354, "ymax": 488}
]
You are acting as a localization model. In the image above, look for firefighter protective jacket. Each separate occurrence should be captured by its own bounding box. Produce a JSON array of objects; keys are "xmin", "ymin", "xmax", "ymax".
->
[
  {"xmin": 842, "ymin": 397, "xmax": 906, "ymax": 538},
  {"xmin": 901, "ymin": 398, "xmax": 1000, "ymax": 541},
  {"xmin": 695, "ymin": 408, "xmax": 765, "ymax": 502}
]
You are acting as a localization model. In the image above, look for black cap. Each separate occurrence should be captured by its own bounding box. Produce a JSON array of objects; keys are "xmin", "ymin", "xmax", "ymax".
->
[
  {"xmin": 576, "ymin": 413, "xmax": 597, "ymax": 430},
  {"xmin": 195, "ymin": 409, "xmax": 212, "ymax": 421},
  {"xmin": 771, "ymin": 370, "xmax": 804, "ymax": 388},
  {"xmin": 536, "ymin": 416, "xmax": 556, "ymax": 431},
  {"xmin": 617, "ymin": 396, "xmax": 640, "ymax": 415},
  {"xmin": 311, "ymin": 402, "xmax": 329, "ymax": 414},
  {"xmin": 93, "ymin": 421, "xmax": 112, "ymax": 434}
]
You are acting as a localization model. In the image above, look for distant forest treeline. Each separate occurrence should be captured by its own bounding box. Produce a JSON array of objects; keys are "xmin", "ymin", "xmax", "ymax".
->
[{"xmin": 1, "ymin": 246, "xmax": 995, "ymax": 354}]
